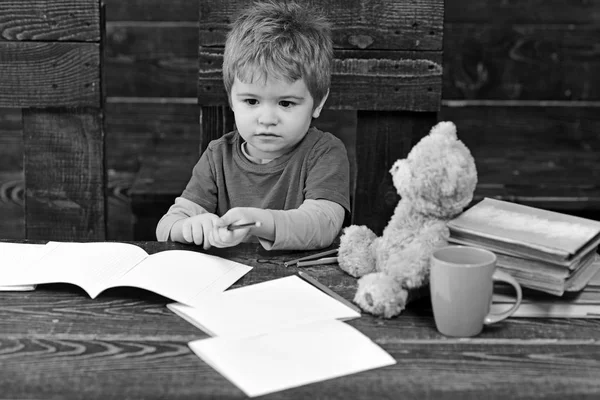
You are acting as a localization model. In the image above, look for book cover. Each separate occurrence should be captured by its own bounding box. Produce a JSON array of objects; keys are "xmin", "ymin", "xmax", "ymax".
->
[{"xmin": 448, "ymin": 198, "xmax": 600, "ymax": 263}]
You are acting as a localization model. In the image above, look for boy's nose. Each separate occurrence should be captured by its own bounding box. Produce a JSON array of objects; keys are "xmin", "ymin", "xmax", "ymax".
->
[{"xmin": 258, "ymin": 107, "xmax": 278, "ymax": 126}]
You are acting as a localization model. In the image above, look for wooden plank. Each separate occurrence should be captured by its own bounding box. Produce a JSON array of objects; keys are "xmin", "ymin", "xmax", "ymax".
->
[
  {"xmin": 0, "ymin": 0, "xmax": 100, "ymax": 42},
  {"xmin": 199, "ymin": 0, "xmax": 443, "ymax": 51},
  {"xmin": 104, "ymin": 24, "xmax": 198, "ymax": 98},
  {"xmin": 0, "ymin": 171, "xmax": 25, "ymax": 240},
  {"xmin": 0, "ymin": 171, "xmax": 136, "ymax": 242},
  {"xmin": 105, "ymin": 101, "xmax": 200, "ymax": 172},
  {"xmin": 0, "ymin": 42, "xmax": 101, "ymax": 108},
  {"xmin": 103, "ymin": 0, "xmax": 198, "ymax": 22},
  {"xmin": 23, "ymin": 108, "xmax": 105, "ymax": 241},
  {"xmin": 446, "ymin": 0, "xmax": 600, "ymax": 24},
  {"xmin": 353, "ymin": 112, "xmax": 438, "ymax": 234},
  {"xmin": 439, "ymin": 105, "xmax": 600, "ymax": 214},
  {"xmin": 199, "ymin": 48, "xmax": 442, "ymax": 111},
  {"xmin": 103, "ymin": 0, "xmax": 600, "ymax": 25},
  {"xmin": 0, "ymin": 108, "xmax": 22, "ymax": 171},
  {"xmin": 443, "ymin": 23, "xmax": 600, "ymax": 101},
  {"xmin": 0, "ymin": 335, "xmax": 599, "ymax": 399}
]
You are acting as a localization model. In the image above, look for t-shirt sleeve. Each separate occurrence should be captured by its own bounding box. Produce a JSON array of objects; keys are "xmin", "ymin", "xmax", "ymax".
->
[
  {"xmin": 304, "ymin": 136, "xmax": 351, "ymax": 216},
  {"xmin": 180, "ymin": 148, "xmax": 218, "ymax": 213}
]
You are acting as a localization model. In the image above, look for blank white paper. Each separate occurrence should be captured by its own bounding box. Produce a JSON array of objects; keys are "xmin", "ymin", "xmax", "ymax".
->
[
  {"xmin": 117, "ymin": 250, "xmax": 252, "ymax": 304},
  {"xmin": 188, "ymin": 319, "xmax": 396, "ymax": 397},
  {"xmin": 168, "ymin": 275, "xmax": 360, "ymax": 337}
]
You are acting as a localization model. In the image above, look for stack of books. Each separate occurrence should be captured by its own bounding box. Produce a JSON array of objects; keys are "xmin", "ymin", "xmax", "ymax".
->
[
  {"xmin": 447, "ymin": 198, "xmax": 600, "ymax": 297},
  {"xmin": 491, "ymin": 269, "xmax": 600, "ymax": 318}
]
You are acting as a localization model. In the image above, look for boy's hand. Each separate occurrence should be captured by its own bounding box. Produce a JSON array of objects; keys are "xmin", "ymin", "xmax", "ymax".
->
[
  {"xmin": 210, "ymin": 208, "xmax": 257, "ymax": 248},
  {"xmin": 181, "ymin": 213, "xmax": 221, "ymax": 250}
]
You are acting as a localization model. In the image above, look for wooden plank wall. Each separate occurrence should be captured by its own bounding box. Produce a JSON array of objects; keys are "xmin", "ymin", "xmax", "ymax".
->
[
  {"xmin": 441, "ymin": 1, "xmax": 600, "ymax": 217},
  {"xmin": 1, "ymin": 0, "xmax": 599, "ymax": 240},
  {"xmin": 0, "ymin": 0, "xmax": 105, "ymax": 241}
]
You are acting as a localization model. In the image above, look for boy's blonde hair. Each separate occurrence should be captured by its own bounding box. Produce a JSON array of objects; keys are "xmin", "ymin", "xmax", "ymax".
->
[{"xmin": 222, "ymin": 0, "xmax": 333, "ymax": 108}]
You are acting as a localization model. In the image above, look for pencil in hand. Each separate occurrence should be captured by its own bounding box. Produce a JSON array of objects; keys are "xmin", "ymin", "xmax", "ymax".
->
[{"xmin": 227, "ymin": 221, "xmax": 262, "ymax": 231}]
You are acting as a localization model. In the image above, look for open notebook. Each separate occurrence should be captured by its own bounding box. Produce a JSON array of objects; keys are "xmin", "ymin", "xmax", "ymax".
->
[
  {"xmin": 0, "ymin": 242, "xmax": 48, "ymax": 291},
  {"xmin": 0, "ymin": 241, "xmax": 251, "ymax": 304}
]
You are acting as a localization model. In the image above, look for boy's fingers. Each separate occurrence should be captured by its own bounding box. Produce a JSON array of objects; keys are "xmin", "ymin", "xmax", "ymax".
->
[
  {"xmin": 193, "ymin": 226, "xmax": 204, "ymax": 246},
  {"xmin": 202, "ymin": 224, "xmax": 213, "ymax": 250},
  {"xmin": 182, "ymin": 222, "xmax": 192, "ymax": 243}
]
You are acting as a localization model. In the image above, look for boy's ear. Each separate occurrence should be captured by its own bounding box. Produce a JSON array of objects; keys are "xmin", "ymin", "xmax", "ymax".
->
[{"xmin": 312, "ymin": 90, "xmax": 329, "ymax": 118}]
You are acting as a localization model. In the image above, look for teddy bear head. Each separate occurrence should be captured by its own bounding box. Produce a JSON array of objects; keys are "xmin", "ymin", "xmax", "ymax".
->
[{"xmin": 390, "ymin": 121, "xmax": 477, "ymax": 219}]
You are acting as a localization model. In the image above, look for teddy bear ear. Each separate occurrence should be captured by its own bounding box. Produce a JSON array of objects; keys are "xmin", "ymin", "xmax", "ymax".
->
[{"xmin": 429, "ymin": 121, "xmax": 457, "ymax": 140}]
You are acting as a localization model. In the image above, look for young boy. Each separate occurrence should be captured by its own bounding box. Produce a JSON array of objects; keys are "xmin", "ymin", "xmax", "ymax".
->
[{"xmin": 156, "ymin": 0, "xmax": 350, "ymax": 250}]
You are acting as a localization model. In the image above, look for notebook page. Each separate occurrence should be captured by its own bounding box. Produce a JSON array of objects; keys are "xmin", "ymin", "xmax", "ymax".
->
[
  {"xmin": 188, "ymin": 319, "xmax": 396, "ymax": 397},
  {"xmin": 7, "ymin": 242, "xmax": 149, "ymax": 298},
  {"xmin": 168, "ymin": 275, "xmax": 360, "ymax": 337},
  {"xmin": 0, "ymin": 242, "xmax": 52, "ymax": 288},
  {"xmin": 115, "ymin": 250, "xmax": 252, "ymax": 305}
]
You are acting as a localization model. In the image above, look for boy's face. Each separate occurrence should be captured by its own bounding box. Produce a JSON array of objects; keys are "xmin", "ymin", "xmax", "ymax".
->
[{"xmin": 230, "ymin": 76, "xmax": 327, "ymax": 160}]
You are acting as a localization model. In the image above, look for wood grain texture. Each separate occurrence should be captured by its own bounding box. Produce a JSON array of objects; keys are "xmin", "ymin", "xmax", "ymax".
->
[
  {"xmin": 0, "ymin": 0, "xmax": 100, "ymax": 42},
  {"xmin": 445, "ymin": 0, "xmax": 600, "ymax": 24},
  {"xmin": 198, "ymin": 0, "xmax": 443, "ymax": 51},
  {"xmin": 104, "ymin": 0, "xmax": 198, "ymax": 22},
  {"xmin": 1, "ymin": 338, "xmax": 599, "ymax": 399},
  {"xmin": 0, "ymin": 171, "xmax": 135, "ymax": 241},
  {"xmin": 199, "ymin": 48, "xmax": 442, "ymax": 111},
  {"xmin": 0, "ymin": 108, "xmax": 22, "ymax": 170},
  {"xmin": 105, "ymin": 101, "xmax": 201, "ymax": 172},
  {"xmin": 443, "ymin": 23, "xmax": 600, "ymax": 101},
  {"xmin": 0, "ymin": 171, "xmax": 25, "ymax": 240},
  {"xmin": 0, "ymin": 42, "xmax": 101, "ymax": 108},
  {"xmin": 1, "ymin": 242, "xmax": 600, "ymax": 399},
  {"xmin": 23, "ymin": 108, "xmax": 105, "ymax": 241},
  {"xmin": 105, "ymin": 24, "xmax": 199, "ymax": 98},
  {"xmin": 440, "ymin": 105, "xmax": 600, "ymax": 213}
]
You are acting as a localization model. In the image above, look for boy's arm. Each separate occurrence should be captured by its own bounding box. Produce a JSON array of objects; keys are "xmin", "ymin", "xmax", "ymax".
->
[
  {"xmin": 156, "ymin": 197, "xmax": 208, "ymax": 242},
  {"xmin": 216, "ymin": 199, "xmax": 343, "ymax": 250},
  {"xmin": 258, "ymin": 199, "xmax": 344, "ymax": 250}
]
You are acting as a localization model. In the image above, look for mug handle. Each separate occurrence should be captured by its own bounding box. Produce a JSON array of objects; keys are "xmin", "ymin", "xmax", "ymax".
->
[{"xmin": 484, "ymin": 270, "xmax": 523, "ymax": 325}]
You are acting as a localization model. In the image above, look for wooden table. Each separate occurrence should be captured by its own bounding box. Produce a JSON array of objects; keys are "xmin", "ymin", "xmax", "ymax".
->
[{"xmin": 1, "ymin": 241, "xmax": 599, "ymax": 399}]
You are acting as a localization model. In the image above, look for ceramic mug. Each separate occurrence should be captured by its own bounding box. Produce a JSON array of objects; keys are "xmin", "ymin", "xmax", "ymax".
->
[{"xmin": 429, "ymin": 245, "xmax": 522, "ymax": 337}]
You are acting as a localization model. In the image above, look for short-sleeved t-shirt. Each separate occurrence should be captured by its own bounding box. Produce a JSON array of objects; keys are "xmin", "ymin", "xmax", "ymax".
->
[{"xmin": 181, "ymin": 127, "xmax": 351, "ymax": 217}]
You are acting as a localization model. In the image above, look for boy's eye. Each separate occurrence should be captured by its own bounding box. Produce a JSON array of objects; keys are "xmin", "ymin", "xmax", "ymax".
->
[
  {"xmin": 244, "ymin": 99, "xmax": 258, "ymax": 105},
  {"xmin": 279, "ymin": 101, "xmax": 295, "ymax": 108}
]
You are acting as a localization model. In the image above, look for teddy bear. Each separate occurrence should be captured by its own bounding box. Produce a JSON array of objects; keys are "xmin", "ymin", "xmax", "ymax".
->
[{"xmin": 338, "ymin": 121, "xmax": 478, "ymax": 318}]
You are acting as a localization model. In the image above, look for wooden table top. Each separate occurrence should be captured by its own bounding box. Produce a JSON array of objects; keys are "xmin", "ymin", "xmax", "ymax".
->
[{"xmin": 1, "ymin": 241, "xmax": 599, "ymax": 399}]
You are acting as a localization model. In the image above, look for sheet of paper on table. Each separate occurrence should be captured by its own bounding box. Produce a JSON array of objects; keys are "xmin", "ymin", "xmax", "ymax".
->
[
  {"xmin": 188, "ymin": 319, "xmax": 396, "ymax": 398},
  {"xmin": 168, "ymin": 275, "xmax": 361, "ymax": 337}
]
